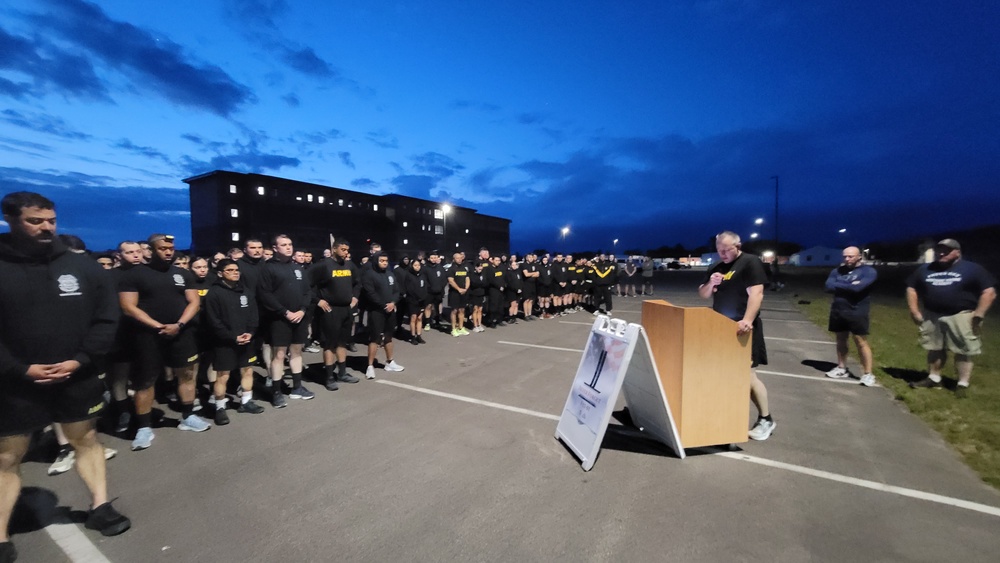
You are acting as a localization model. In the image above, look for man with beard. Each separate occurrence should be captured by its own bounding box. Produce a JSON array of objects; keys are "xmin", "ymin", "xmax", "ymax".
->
[
  {"xmin": 0, "ymin": 193, "xmax": 130, "ymax": 558},
  {"xmin": 448, "ymin": 252, "xmax": 471, "ymax": 336},
  {"xmin": 906, "ymin": 239, "xmax": 996, "ymax": 397},
  {"xmin": 423, "ymin": 251, "xmax": 448, "ymax": 329},
  {"xmin": 120, "ymin": 233, "xmax": 208, "ymax": 450},
  {"xmin": 361, "ymin": 253, "xmax": 405, "ymax": 378},
  {"xmin": 824, "ymin": 246, "xmax": 878, "ymax": 386},
  {"xmin": 310, "ymin": 238, "xmax": 361, "ymax": 390}
]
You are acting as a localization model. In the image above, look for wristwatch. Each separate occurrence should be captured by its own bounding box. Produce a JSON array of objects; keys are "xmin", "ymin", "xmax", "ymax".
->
[{"xmin": 177, "ymin": 321, "xmax": 186, "ymax": 329}]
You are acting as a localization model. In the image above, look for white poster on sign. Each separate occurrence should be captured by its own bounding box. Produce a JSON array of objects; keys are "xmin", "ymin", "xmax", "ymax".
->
[{"xmin": 555, "ymin": 316, "xmax": 684, "ymax": 471}]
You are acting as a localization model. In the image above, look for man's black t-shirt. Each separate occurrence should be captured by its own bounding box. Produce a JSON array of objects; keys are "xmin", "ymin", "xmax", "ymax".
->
[
  {"xmin": 703, "ymin": 253, "xmax": 768, "ymax": 321},
  {"xmin": 906, "ymin": 259, "xmax": 997, "ymax": 316},
  {"xmin": 448, "ymin": 262, "xmax": 470, "ymax": 290},
  {"xmin": 119, "ymin": 263, "xmax": 196, "ymax": 329}
]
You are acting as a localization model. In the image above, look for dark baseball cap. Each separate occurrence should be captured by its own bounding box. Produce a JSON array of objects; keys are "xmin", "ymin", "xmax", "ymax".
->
[{"xmin": 935, "ymin": 239, "xmax": 961, "ymax": 251}]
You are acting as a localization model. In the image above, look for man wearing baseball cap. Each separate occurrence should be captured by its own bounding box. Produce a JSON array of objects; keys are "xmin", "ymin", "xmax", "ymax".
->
[{"xmin": 906, "ymin": 239, "xmax": 996, "ymax": 397}]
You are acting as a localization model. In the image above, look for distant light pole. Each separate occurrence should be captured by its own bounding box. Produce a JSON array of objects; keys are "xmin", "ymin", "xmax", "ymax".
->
[
  {"xmin": 613, "ymin": 238, "xmax": 618, "ymax": 253},
  {"xmin": 750, "ymin": 232, "xmax": 759, "ymax": 239},
  {"xmin": 770, "ymin": 175, "xmax": 780, "ymax": 276},
  {"xmin": 754, "ymin": 217, "xmax": 764, "ymax": 226},
  {"xmin": 561, "ymin": 226, "xmax": 570, "ymax": 242}
]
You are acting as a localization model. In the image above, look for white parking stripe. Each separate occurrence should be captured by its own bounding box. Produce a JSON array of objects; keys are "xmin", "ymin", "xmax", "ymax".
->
[
  {"xmin": 378, "ymin": 379, "xmax": 1000, "ymax": 519},
  {"xmin": 756, "ymin": 369, "xmax": 873, "ymax": 386},
  {"xmin": 497, "ymin": 341, "xmax": 583, "ymax": 353},
  {"xmin": 765, "ymin": 336, "xmax": 833, "ymax": 345},
  {"xmin": 46, "ymin": 523, "xmax": 112, "ymax": 563}
]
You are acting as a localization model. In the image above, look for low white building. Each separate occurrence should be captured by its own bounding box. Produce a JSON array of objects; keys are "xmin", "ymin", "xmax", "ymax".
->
[{"xmin": 789, "ymin": 246, "xmax": 842, "ymax": 267}]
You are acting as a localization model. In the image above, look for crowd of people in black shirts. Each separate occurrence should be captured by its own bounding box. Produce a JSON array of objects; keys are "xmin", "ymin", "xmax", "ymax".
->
[{"xmin": 39, "ymin": 227, "xmax": 640, "ymax": 456}]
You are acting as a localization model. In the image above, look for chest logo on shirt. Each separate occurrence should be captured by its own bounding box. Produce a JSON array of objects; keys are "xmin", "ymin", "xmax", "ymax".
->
[
  {"xmin": 722, "ymin": 271, "xmax": 735, "ymax": 281},
  {"xmin": 294, "ymin": 270, "xmax": 303, "ymax": 280},
  {"xmin": 173, "ymin": 274, "xmax": 185, "ymax": 286},
  {"xmin": 331, "ymin": 270, "xmax": 352, "ymax": 278},
  {"xmin": 240, "ymin": 295, "xmax": 249, "ymax": 307},
  {"xmin": 57, "ymin": 274, "xmax": 82, "ymax": 297},
  {"xmin": 388, "ymin": 275, "xmax": 395, "ymax": 285},
  {"xmin": 198, "ymin": 289, "xmax": 209, "ymax": 297}
]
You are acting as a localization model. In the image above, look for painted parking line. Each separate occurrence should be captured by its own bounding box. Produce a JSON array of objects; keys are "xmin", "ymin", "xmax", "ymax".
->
[
  {"xmin": 497, "ymin": 341, "xmax": 583, "ymax": 353},
  {"xmin": 499, "ymin": 340, "xmax": 868, "ymax": 386},
  {"xmin": 377, "ymin": 379, "xmax": 1000, "ymax": 519},
  {"xmin": 756, "ymin": 369, "xmax": 875, "ymax": 386},
  {"xmin": 46, "ymin": 522, "xmax": 111, "ymax": 563},
  {"xmin": 765, "ymin": 336, "xmax": 833, "ymax": 345},
  {"xmin": 761, "ymin": 319, "xmax": 814, "ymax": 324}
]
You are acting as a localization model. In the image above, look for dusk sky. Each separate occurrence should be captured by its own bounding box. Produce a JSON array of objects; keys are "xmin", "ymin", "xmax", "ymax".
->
[{"xmin": 2, "ymin": 0, "xmax": 998, "ymax": 253}]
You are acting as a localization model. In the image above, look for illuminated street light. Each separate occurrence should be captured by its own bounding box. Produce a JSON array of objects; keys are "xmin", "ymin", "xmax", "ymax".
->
[
  {"xmin": 750, "ymin": 232, "xmax": 759, "ymax": 239},
  {"xmin": 561, "ymin": 226, "xmax": 570, "ymax": 240},
  {"xmin": 754, "ymin": 217, "xmax": 764, "ymax": 225},
  {"xmin": 838, "ymin": 228, "xmax": 847, "ymax": 233}
]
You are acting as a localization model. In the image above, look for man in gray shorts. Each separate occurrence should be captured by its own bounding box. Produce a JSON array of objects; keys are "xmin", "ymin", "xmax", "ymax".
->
[{"xmin": 906, "ymin": 239, "xmax": 996, "ymax": 397}]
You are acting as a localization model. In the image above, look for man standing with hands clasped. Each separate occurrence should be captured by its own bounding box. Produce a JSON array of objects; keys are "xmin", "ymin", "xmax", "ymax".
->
[
  {"xmin": 1, "ymin": 192, "xmax": 130, "ymax": 563},
  {"xmin": 824, "ymin": 246, "xmax": 878, "ymax": 386},
  {"xmin": 906, "ymin": 239, "xmax": 996, "ymax": 397},
  {"xmin": 699, "ymin": 231, "xmax": 775, "ymax": 441}
]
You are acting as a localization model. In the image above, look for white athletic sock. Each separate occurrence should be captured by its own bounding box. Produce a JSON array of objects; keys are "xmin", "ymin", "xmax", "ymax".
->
[
  {"xmin": 928, "ymin": 373, "xmax": 942, "ymax": 382},
  {"xmin": 242, "ymin": 392, "xmax": 252, "ymax": 404},
  {"xmin": 216, "ymin": 397, "xmax": 228, "ymax": 410}
]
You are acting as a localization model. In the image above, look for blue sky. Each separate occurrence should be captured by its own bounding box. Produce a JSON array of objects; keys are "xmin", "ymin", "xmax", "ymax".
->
[{"xmin": 1, "ymin": 0, "xmax": 998, "ymax": 253}]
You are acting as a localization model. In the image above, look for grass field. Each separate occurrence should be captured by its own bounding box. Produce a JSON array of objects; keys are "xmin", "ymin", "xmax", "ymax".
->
[{"xmin": 781, "ymin": 266, "xmax": 1000, "ymax": 490}]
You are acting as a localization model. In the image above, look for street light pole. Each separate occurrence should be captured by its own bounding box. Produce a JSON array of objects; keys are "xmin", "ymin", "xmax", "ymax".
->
[{"xmin": 770, "ymin": 175, "xmax": 780, "ymax": 277}]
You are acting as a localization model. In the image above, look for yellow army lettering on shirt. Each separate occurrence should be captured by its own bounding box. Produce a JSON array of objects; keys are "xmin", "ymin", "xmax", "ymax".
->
[
  {"xmin": 198, "ymin": 289, "xmax": 209, "ymax": 296},
  {"xmin": 454, "ymin": 271, "xmax": 468, "ymax": 276},
  {"xmin": 331, "ymin": 270, "xmax": 352, "ymax": 277},
  {"xmin": 493, "ymin": 271, "xmax": 502, "ymax": 277},
  {"xmin": 87, "ymin": 402, "xmax": 104, "ymax": 415}
]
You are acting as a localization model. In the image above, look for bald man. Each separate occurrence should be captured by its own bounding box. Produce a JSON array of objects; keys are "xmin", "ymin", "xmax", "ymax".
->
[{"xmin": 824, "ymin": 246, "xmax": 878, "ymax": 386}]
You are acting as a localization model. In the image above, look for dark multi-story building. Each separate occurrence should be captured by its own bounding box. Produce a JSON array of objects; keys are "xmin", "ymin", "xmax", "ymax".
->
[{"xmin": 184, "ymin": 170, "xmax": 510, "ymax": 259}]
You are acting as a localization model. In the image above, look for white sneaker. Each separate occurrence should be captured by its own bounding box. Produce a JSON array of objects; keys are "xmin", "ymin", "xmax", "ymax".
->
[
  {"xmin": 178, "ymin": 414, "xmax": 211, "ymax": 432},
  {"xmin": 365, "ymin": 365, "xmax": 376, "ymax": 379},
  {"xmin": 748, "ymin": 418, "xmax": 776, "ymax": 441},
  {"xmin": 48, "ymin": 449, "xmax": 75, "ymax": 475},
  {"xmin": 104, "ymin": 447, "xmax": 118, "ymax": 460},
  {"xmin": 825, "ymin": 366, "xmax": 851, "ymax": 379},
  {"xmin": 385, "ymin": 360, "xmax": 405, "ymax": 372},
  {"xmin": 859, "ymin": 373, "xmax": 877, "ymax": 387}
]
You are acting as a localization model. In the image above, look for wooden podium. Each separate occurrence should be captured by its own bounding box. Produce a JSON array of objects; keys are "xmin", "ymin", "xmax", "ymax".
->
[{"xmin": 641, "ymin": 300, "xmax": 751, "ymax": 448}]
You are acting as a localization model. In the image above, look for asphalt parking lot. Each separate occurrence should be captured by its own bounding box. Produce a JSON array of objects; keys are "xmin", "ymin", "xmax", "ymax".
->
[{"xmin": 11, "ymin": 272, "xmax": 1000, "ymax": 562}]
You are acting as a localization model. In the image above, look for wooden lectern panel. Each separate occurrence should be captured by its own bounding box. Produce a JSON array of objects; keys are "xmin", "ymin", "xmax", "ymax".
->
[{"xmin": 641, "ymin": 300, "xmax": 751, "ymax": 448}]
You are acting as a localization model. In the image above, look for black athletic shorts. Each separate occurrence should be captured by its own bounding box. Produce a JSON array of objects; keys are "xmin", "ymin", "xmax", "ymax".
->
[
  {"xmin": 131, "ymin": 329, "xmax": 200, "ymax": 390},
  {"xmin": 367, "ymin": 309, "xmax": 396, "ymax": 343},
  {"xmin": 552, "ymin": 283, "xmax": 565, "ymax": 297},
  {"xmin": 428, "ymin": 291, "xmax": 443, "ymax": 306},
  {"xmin": 448, "ymin": 290, "xmax": 468, "ymax": 309},
  {"xmin": 751, "ymin": 316, "xmax": 768, "ymax": 368},
  {"xmin": 504, "ymin": 288, "xmax": 520, "ymax": 303},
  {"xmin": 212, "ymin": 343, "xmax": 257, "ymax": 372},
  {"xmin": 267, "ymin": 317, "xmax": 309, "ymax": 347},
  {"xmin": 522, "ymin": 283, "xmax": 536, "ymax": 300},
  {"xmin": 537, "ymin": 283, "xmax": 551, "ymax": 298},
  {"xmin": 320, "ymin": 306, "xmax": 354, "ymax": 349},
  {"xmin": 107, "ymin": 322, "xmax": 135, "ymax": 364},
  {"xmin": 828, "ymin": 308, "xmax": 870, "ymax": 336},
  {"xmin": 470, "ymin": 292, "xmax": 486, "ymax": 308},
  {"xmin": 0, "ymin": 372, "xmax": 107, "ymax": 437}
]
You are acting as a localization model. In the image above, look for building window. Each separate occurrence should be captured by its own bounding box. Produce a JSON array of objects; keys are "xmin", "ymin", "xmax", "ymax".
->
[
  {"xmin": 231, "ymin": 232, "xmax": 239, "ymax": 241},
  {"xmin": 402, "ymin": 221, "xmax": 408, "ymax": 227},
  {"xmin": 455, "ymin": 242, "xmax": 459, "ymax": 248},
  {"xmin": 229, "ymin": 185, "xmax": 237, "ymax": 194},
  {"xmin": 373, "ymin": 204, "xmax": 379, "ymax": 211},
  {"xmin": 307, "ymin": 194, "xmax": 314, "ymax": 202},
  {"xmin": 230, "ymin": 208, "xmax": 239, "ymax": 218},
  {"xmin": 338, "ymin": 199, "xmax": 344, "ymax": 206},
  {"xmin": 434, "ymin": 209, "xmax": 444, "ymax": 219},
  {"xmin": 435, "ymin": 225, "xmax": 444, "ymax": 235},
  {"xmin": 318, "ymin": 196, "xmax": 325, "ymax": 204},
  {"xmin": 257, "ymin": 186, "xmax": 265, "ymax": 196},
  {"xmin": 465, "ymin": 229, "xmax": 469, "ymax": 234},
  {"xmin": 403, "ymin": 239, "xmax": 408, "ymax": 245},
  {"xmin": 296, "ymin": 196, "xmax": 303, "ymax": 201}
]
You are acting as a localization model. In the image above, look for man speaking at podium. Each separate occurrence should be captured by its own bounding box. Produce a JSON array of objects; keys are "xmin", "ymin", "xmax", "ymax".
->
[{"xmin": 698, "ymin": 231, "xmax": 776, "ymax": 441}]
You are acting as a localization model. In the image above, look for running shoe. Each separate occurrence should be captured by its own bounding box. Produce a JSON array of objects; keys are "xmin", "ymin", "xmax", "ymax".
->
[
  {"xmin": 131, "ymin": 427, "xmax": 155, "ymax": 451},
  {"xmin": 289, "ymin": 386, "xmax": 315, "ymax": 400},
  {"xmin": 178, "ymin": 414, "xmax": 211, "ymax": 432},
  {"xmin": 237, "ymin": 400, "xmax": 265, "ymax": 414},
  {"xmin": 48, "ymin": 448, "xmax": 75, "ymax": 476},
  {"xmin": 825, "ymin": 366, "xmax": 851, "ymax": 379},
  {"xmin": 385, "ymin": 360, "xmax": 405, "ymax": 372},
  {"xmin": 859, "ymin": 374, "xmax": 877, "ymax": 387},
  {"xmin": 748, "ymin": 418, "xmax": 776, "ymax": 441},
  {"xmin": 85, "ymin": 501, "xmax": 131, "ymax": 537}
]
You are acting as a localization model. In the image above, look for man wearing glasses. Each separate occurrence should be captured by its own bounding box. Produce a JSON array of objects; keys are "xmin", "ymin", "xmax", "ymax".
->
[{"xmin": 699, "ymin": 231, "xmax": 776, "ymax": 441}]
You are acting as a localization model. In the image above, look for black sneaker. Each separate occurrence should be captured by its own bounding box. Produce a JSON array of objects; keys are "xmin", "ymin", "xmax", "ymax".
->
[
  {"xmin": 0, "ymin": 541, "xmax": 16, "ymax": 563},
  {"xmin": 325, "ymin": 377, "xmax": 340, "ymax": 391},
  {"xmin": 271, "ymin": 391, "xmax": 287, "ymax": 409},
  {"xmin": 416, "ymin": 335, "xmax": 426, "ymax": 344},
  {"xmin": 85, "ymin": 501, "xmax": 131, "ymax": 536},
  {"xmin": 410, "ymin": 337, "xmax": 420, "ymax": 345},
  {"xmin": 909, "ymin": 377, "xmax": 941, "ymax": 389},
  {"xmin": 214, "ymin": 407, "xmax": 230, "ymax": 426},
  {"xmin": 115, "ymin": 412, "xmax": 131, "ymax": 434},
  {"xmin": 336, "ymin": 373, "xmax": 360, "ymax": 384},
  {"xmin": 236, "ymin": 400, "xmax": 265, "ymax": 414}
]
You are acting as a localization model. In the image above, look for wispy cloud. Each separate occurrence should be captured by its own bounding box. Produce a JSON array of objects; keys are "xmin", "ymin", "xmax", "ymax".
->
[
  {"xmin": 1, "ymin": 109, "xmax": 93, "ymax": 140},
  {"xmin": 113, "ymin": 138, "xmax": 172, "ymax": 163},
  {"xmin": 449, "ymin": 99, "xmax": 501, "ymax": 112},
  {"xmin": 0, "ymin": 24, "xmax": 110, "ymax": 101},
  {"xmin": 27, "ymin": 0, "xmax": 255, "ymax": 116},
  {"xmin": 366, "ymin": 129, "xmax": 399, "ymax": 149},
  {"xmin": 338, "ymin": 151, "xmax": 355, "ymax": 169}
]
